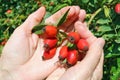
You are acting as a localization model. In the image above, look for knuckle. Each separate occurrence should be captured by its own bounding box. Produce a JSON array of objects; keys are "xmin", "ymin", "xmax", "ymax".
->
[{"xmin": 28, "ymin": 13, "xmax": 40, "ymax": 23}]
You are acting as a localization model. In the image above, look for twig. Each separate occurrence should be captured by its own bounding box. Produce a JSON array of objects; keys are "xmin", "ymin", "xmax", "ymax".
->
[{"xmin": 88, "ymin": 8, "xmax": 102, "ymax": 27}]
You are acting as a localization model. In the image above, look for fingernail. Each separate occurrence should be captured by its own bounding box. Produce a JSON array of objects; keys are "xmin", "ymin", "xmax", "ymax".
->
[{"xmin": 97, "ymin": 38, "xmax": 105, "ymax": 48}]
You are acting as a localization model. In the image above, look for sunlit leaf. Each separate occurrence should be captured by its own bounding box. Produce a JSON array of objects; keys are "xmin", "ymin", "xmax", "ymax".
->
[
  {"xmin": 96, "ymin": 19, "xmax": 110, "ymax": 24},
  {"xmin": 55, "ymin": 8, "xmax": 70, "ymax": 26},
  {"xmin": 98, "ymin": 25, "xmax": 112, "ymax": 32}
]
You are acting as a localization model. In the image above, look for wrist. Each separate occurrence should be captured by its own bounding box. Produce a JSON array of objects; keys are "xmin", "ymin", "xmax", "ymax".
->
[{"xmin": 0, "ymin": 68, "xmax": 25, "ymax": 80}]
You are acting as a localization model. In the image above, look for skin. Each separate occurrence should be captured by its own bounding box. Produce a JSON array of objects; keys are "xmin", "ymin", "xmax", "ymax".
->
[
  {"xmin": 46, "ymin": 8, "xmax": 105, "ymax": 80},
  {"xmin": 0, "ymin": 6, "xmax": 105, "ymax": 80}
]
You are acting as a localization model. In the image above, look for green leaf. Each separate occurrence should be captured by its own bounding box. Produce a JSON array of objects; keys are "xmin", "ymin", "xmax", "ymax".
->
[
  {"xmin": 115, "ymin": 37, "xmax": 120, "ymax": 43},
  {"xmin": 32, "ymin": 12, "xmax": 52, "ymax": 34},
  {"xmin": 44, "ymin": 12, "xmax": 52, "ymax": 20},
  {"xmin": 32, "ymin": 23, "xmax": 46, "ymax": 34},
  {"xmin": 110, "ymin": 58, "xmax": 120, "ymax": 80},
  {"xmin": 98, "ymin": 25, "xmax": 112, "ymax": 32},
  {"xmin": 105, "ymin": 53, "xmax": 120, "ymax": 58},
  {"xmin": 104, "ymin": 5, "xmax": 110, "ymax": 18},
  {"xmin": 32, "ymin": 8, "xmax": 70, "ymax": 34},
  {"xmin": 52, "ymin": 4, "xmax": 68, "ymax": 14},
  {"xmin": 96, "ymin": 19, "xmax": 110, "ymax": 24},
  {"xmin": 103, "ymin": 34, "xmax": 115, "ymax": 40},
  {"xmin": 82, "ymin": 0, "xmax": 89, "ymax": 3},
  {"xmin": 55, "ymin": 8, "xmax": 70, "ymax": 26},
  {"xmin": 107, "ymin": 0, "xmax": 113, "ymax": 3}
]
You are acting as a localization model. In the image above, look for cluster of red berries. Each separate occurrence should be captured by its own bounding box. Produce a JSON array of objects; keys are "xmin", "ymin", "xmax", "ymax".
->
[
  {"xmin": 59, "ymin": 32, "xmax": 89, "ymax": 66},
  {"xmin": 42, "ymin": 25, "xmax": 58, "ymax": 60},
  {"xmin": 41, "ymin": 25, "xmax": 89, "ymax": 67}
]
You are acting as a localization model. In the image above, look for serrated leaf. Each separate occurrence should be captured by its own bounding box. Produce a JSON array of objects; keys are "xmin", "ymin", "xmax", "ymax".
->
[{"xmin": 55, "ymin": 8, "xmax": 70, "ymax": 26}]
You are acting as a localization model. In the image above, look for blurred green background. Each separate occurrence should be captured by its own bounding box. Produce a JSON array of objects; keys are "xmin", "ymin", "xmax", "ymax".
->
[{"xmin": 0, "ymin": 0, "xmax": 120, "ymax": 80}]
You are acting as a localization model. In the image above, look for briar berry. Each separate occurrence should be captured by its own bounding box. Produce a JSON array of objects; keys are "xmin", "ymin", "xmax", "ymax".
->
[
  {"xmin": 59, "ymin": 46, "xmax": 68, "ymax": 60},
  {"xmin": 44, "ymin": 38, "xmax": 57, "ymax": 51},
  {"xmin": 6, "ymin": 9, "xmax": 12, "ymax": 14},
  {"xmin": 42, "ymin": 47, "xmax": 56, "ymax": 60},
  {"xmin": 115, "ymin": 3, "xmax": 120, "ymax": 14},
  {"xmin": 67, "ymin": 49, "xmax": 78, "ymax": 66},
  {"xmin": 43, "ymin": 25, "xmax": 58, "ymax": 38},
  {"xmin": 68, "ymin": 32, "xmax": 80, "ymax": 44},
  {"xmin": 77, "ymin": 39, "xmax": 89, "ymax": 51}
]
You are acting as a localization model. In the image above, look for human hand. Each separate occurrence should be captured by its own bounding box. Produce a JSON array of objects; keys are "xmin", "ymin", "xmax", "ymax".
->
[
  {"xmin": 0, "ymin": 6, "xmax": 85, "ymax": 80},
  {"xmin": 46, "ymin": 18, "xmax": 105, "ymax": 80}
]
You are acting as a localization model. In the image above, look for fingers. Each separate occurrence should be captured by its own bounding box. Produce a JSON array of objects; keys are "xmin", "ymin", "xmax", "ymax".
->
[
  {"xmin": 31, "ymin": 33, "xmax": 39, "ymax": 50},
  {"xmin": 75, "ymin": 21, "xmax": 97, "ymax": 45},
  {"xmin": 76, "ymin": 38, "xmax": 105, "ymax": 79},
  {"xmin": 59, "ymin": 6, "xmax": 80, "ymax": 30},
  {"xmin": 46, "ymin": 67, "xmax": 66, "ymax": 80},
  {"xmin": 45, "ymin": 6, "xmax": 80, "ymax": 30},
  {"xmin": 65, "ymin": 9, "xmax": 86, "ymax": 32},
  {"xmin": 21, "ymin": 7, "xmax": 46, "ymax": 31},
  {"xmin": 79, "ymin": 9, "xmax": 86, "ymax": 22},
  {"xmin": 91, "ymin": 52, "xmax": 104, "ymax": 80},
  {"xmin": 45, "ymin": 6, "xmax": 70, "ymax": 25},
  {"xmin": 22, "ymin": 39, "xmax": 59, "ymax": 80},
  {"xmin": 59, "ymin": 38, "xmax": 105, "ymax": 80}
]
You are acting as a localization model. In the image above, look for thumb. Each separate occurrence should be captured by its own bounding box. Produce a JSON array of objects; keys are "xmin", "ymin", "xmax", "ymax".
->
[{"xmin": 21, "ymin": 7, "xmax": 46, "ymax": 31}]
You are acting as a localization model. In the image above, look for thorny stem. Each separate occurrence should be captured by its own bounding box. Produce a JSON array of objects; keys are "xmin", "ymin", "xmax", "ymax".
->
[{"xmin": 88, "ymin": 8, "xmax": 102, "ymax": 27}]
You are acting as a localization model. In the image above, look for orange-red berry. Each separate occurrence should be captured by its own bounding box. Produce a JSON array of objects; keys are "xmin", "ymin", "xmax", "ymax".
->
[
  {"xmin": 59, "ymin": 46, "xmax": 68, "ymax": 60},
  {"xmin": 115, "ymin": 3, "xmax": 120, "ymax": 14},
  {"xmin": 6, "ymin": 9, "xmax": 12, "ymax": 14},
  {"xmin": 43, "ymin": 25, "xmax": 57, "ymax": 38},
  {"xmin": 67, "ymin": 49, "xmax": 78, "ymax": 66},
  {"xmin": 68, "ymin": 32, "xmax": 80, "ymax": 44},
  {"xmin": 44, "ymin": 38, "xmax": 57, "ymax": 51},
  {"xmin": 77, "ymin": 39, "xmax": 89, "ymax": 51},
  {"xmin": 42, "ymin": 47, "xmax": 56, "ymax": 60}
]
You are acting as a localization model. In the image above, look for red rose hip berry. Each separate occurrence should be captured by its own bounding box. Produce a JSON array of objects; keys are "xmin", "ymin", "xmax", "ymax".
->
[
  {"xmin": 67, "ymin": 49, "xmax": 78, "ymax": 66},
  {"xmin": 44, "ymin": 38, "xmax": 57, "ymax": 51},
  {"xmin": 68, "ymin": 32, "xmax": 80, "ymax": 44},
  {"xmin": 59, "ymin": 46, "xmax": 68, "ymax": 60},
  {"xmin": 77, "ymin": 39, "xmax": 89, "ymax": 51},
  {"xmin": 42, "ymin": 47, "xmax": 57, "ymax": 60},
  {"xmin": 115, "ymin": 3, "xmax": 120, "ymax": 14},
  {"xmin": 43, "ymin": 25, "xmax": 58, "ymax": 37},
  {"xmin": 6, "ymin": 9, "xmax": 12, "ymax": 14}
]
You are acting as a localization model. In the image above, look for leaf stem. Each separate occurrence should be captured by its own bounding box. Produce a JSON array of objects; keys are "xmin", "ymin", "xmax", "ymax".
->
[{"xmin": 88, "ymin": 8, "xmax": 102, "ymax": 27}]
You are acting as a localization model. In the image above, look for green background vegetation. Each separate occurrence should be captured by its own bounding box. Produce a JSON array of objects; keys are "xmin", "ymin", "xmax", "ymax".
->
[{"xmin": 0, "ymin": 0, "xmax": 120, "ymax": 79}]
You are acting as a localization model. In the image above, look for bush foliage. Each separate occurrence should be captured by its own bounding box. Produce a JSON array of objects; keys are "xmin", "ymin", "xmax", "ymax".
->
[{"xmin": 0, "ymin": 0, "xmax": 120, "ymax": 79}]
